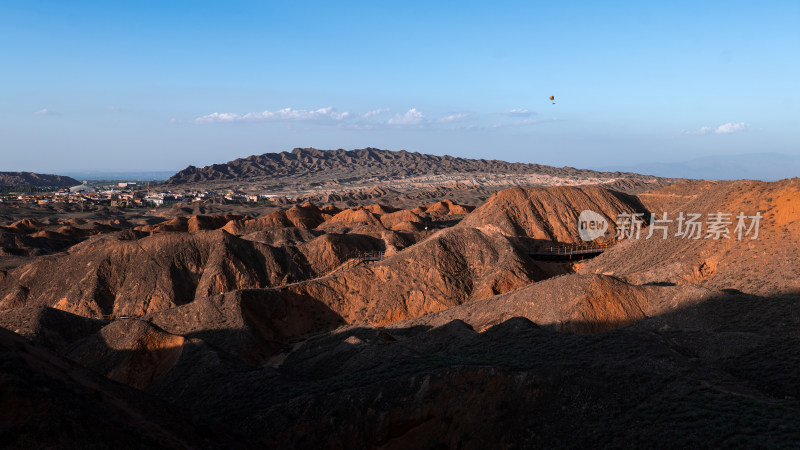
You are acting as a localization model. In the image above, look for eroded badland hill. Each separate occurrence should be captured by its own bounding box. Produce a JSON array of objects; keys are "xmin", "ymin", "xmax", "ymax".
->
[{"xmin": 1, "ymin": 153, "xmax": 799, "ymax": 447}]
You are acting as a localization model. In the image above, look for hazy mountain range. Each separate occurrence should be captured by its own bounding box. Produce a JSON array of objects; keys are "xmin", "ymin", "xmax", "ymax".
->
[
  {"xmin": 10, "ymin": 151, "xmax": 798, "ymax": 186},
  {"xmin": 598, "ymin": 152, "xmax": 800, "ymax": 181}
]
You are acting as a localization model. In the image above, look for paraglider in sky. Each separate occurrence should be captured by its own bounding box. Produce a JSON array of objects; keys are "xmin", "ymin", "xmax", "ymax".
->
[{"xmin": 549, "ymin": 96, "xmax": 555, "ymax": 104}]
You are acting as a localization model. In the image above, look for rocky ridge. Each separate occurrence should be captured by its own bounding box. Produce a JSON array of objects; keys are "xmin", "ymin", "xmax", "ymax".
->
[{"xmin": 0, "ymin": 172, "xmax": 79, "ymax": 188}]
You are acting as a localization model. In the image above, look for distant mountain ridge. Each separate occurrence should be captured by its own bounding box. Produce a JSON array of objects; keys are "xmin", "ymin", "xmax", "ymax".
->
[
  {"xmin": 597, "ymin": 152, "xmax": 800, "ymax": 181},
  {"xmin": 0, "ymin": 172, "xmax": 79, "ymax": 188},
  {"xmin": 166, "ymin": 147, "xmax": 654, "ymax": 185}
]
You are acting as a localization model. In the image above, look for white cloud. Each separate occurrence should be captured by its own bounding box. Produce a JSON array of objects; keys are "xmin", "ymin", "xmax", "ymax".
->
[
  {"xmin": 362, "ymin": 108, "xmax": 390, "ymax": 119},
  {"xmin": 714, "ymin": 122, "xmax": 748, "ymax": 134},
  {"xmin": 387, "ymin": 108, "xmax": 426, "ymax": 125},
  {"xmin": 34, "ymin": 108, "xmax": 59, "ymax": 116},
  {"xmin": 502, "ymin": 108, "xmax": 534, "ymax": 117},
  {"xmin": 687, "ymin": 122, "xmax": 748, "ymax": 135},
  {"xmin": 194, "ymin": 107, "xmax": 350, "ymax": 123},
  {"xmin": 186, "ymin": 106, "xmax": 516, "ymax": 129},
  {"xmin": 436, "ymin": 113, "xmax": 469, "ymax": 123}
]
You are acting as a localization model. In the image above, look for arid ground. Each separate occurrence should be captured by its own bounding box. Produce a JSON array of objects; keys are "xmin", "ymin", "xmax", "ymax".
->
[{"xmin": 1, "ymin": 150, "xmax": 799, "ymax": 448}]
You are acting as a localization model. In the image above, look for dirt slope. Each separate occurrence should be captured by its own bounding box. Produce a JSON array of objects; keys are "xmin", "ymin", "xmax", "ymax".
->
[
  {"xmin": 388, "ymin": 273, "xmax": 727, "ymax": 334},
  {"xmin": 458, "ymin": 185, "xmax": 648, "ymax": 243},
  {"xmin": 132, "ymin": 297, "xmax": 800, "ymax": 449},
  {"xmin": 0, "ymin": 326, "xmax": 238, "ymax": 449},
  {"xmin": 581, "ymin": 179, "xmax": 800, "ymax": 296},
  {"xmin": 66, "ymin": 319, "xmax": 185, "ymax": 390},
  {"xmin": 0, "ymin": 305, "xmax": 105, "ymax": 351},
  {"xmin": 146, "ymin": 288, "xmax": 346, "ymax": 363}
]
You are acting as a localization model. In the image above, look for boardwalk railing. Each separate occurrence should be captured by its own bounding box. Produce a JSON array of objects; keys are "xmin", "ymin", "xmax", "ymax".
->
[
  {"xmin": 528, "ymin": 241, "xmax": 617, "ymax": 260},
  {"xmin": 324, "ymin": 250, "xmax": 387, "ymax": 276},
  {"xmin": 97, "ymin": 314, "xmax": 136, "ymax": 321},
  {"xmin": 358, "ymin": 251, "xmax": 385, "ymax": 262}
]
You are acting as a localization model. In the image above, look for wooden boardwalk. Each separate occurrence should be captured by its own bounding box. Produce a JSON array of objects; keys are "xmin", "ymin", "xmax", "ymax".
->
[
  {"xmin": 97, "ymin": 314, "xmax": 136, "ymax": 321},
  {"xmin": 325, "ymin": 251, "xmax": 387, "ymax": 275},
  {"xmin": 358, "ymin": 251, "xmax": 385, "ymax": 262},
  {"xmin": 528, "ymin": 241, "xmax": 616, "ymax": 261}
]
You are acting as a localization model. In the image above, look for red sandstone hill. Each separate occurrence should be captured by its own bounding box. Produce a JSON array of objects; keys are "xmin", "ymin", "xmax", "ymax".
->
[
  {"xmin": 0, "ymin": 230, "xmax": 317, "ymax": 317},
  {"xmin": 146, "ymin": 288, "xmax": 346, "ymax": 364},
  {"xmin": 136, "ymin": 214, "xmax": 245, "ymax": 233},
  {"xmin": 262, "ymin": 226, "xmax": 546, "ymax": 328},
  {"xmin": 0, "ymin": 305, "xmax": 105, "ymax": 350},
  {"xmin": 458, "ymin": 185, "xmax": 647, "ymax": 243},
  {"xmin": 580, "ymin": 178, "xmax": 800, "ymax": 296},
  {"xmin": 318, "ymin": 206, "xmax": 384, "ymax": 230},
  {"xmin": 0, "ymin": 217, "xmax": 128, "ymax": 261},
  {"xmin": 56, "ymin": 291, "xmax": 800, "ymax": 448},
  {"xmin": 60, "ymin": 224, "xmax": 550, "ymax": 371},
  {"xmin": 222, "ymin": 202, "xmax": 327, "ymax": 233},
  {"xmin": 0, "ymin": 185, "xmax": 649, "ymax": 327},
  {"xmin": 127, "ymin": 200, "xmax": 474, "ymax": 239},
  {"xmin": 66, "ymin": 319, "xmax": 186, "ymax": 391},
  {"xmin": 388, "ymin": 273, "xmax": 721, "ymax": 334},
  {"xmin": 2, "ymin": 180, "xmax": 800, "ymax": 447},
  {"xmin": 0, "ymin": 225, "xmax": 407, "ymax": 319},
  {"xmin": 235, "ymin": 306, "xmax": 800, "ymax": 448},
  {"xmin": 46, "ymin": 225, "xmax": 548, "ymax": 384},
  {"xmin": 379, "ymin": 209, "xmax": 425, "ymax": 231},
  {"xmin": 0, "ymin": 196, "xmax": 479, "ymax": 320},
  {"xmin": 415, "ymin": 199, "xmax": 474, "ymax": 216},
  {"xmin": 0, "ymin": 326, "xmax": 239, "ymax": 448}
]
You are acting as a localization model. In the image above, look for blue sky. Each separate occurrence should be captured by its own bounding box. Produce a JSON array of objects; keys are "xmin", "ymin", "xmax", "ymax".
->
[{"xmin": 1, "ymin": 0, "xmax": 798, "ymax": 175}]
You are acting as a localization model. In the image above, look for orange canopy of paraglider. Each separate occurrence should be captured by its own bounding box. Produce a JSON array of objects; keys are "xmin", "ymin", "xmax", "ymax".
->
[{"xmin": 549, "ymin": 96, "xmax": 555, "ymax": 101}]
